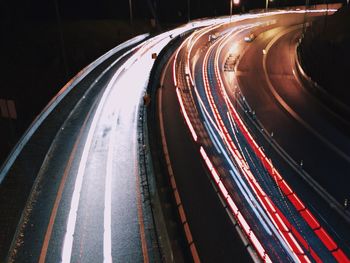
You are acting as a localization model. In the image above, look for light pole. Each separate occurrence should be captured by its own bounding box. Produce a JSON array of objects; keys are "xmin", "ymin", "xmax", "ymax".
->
[
  {"xmin": 54, "ymin": 0, "xmax": 69, "ymax": 80},
  {"xmin": 266, "ymin": 0, "xmax": 274, "ymax": 12},
  {"xmin": 302, "ymin": 0, "xmax": 310, "ymax": 35},
  {"xmin": 322, "ymin": 0, "xmax": 329, "ymax": 33},
  {"xmin": 129, "ymin": 0, "xmax": 133, "ymax": 24},
  {"xmin": 187, "ymin": 0, "xmax": 190, "ymax": 22},
  {"xmin": 230, "ymin": 0, "xmax": 239, "ymax": 21}
]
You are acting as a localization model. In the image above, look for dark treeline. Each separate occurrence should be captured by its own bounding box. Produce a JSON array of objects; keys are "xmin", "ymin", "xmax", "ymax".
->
[{"xmin": 1, "ymin": 0, "xmax": 346, "ymax": 24}]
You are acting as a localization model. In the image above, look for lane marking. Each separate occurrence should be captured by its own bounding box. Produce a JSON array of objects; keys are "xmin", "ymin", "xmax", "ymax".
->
[
  {"xmin": 39, "ymin": 102, "xmax": 95, "ymax": 263},
  {"xmin": 203, "ymin": 121, "xmax": 221, "ymax": 154},
  {"xmin": 104, "ymin": 122, "xmax": 115, "ymax": 263},
  {"xmin": 61, "ymin": 50, "xmax": 132, "ymax": 262}
]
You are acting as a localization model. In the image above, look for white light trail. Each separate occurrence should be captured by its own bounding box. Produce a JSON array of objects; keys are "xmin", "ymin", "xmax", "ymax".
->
[
  {"xmin": 104, "ymin": 123, "xmax": 115, "ymax": 263},
  {"xmin": 60, "ymin": 51, "xmax": 133, "ymax": 263}
]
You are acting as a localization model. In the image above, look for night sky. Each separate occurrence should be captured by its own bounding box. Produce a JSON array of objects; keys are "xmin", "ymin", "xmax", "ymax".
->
[{"xmin": 1, "ymin": 0, "xmax": 345, "ymax": 24}]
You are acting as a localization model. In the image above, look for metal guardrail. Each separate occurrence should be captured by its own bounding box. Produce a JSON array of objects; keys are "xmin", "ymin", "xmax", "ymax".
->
[
  {"xmin": 235, "ymin": 90, "xmax": 350, "ymax": 225},
  {"xmin": 137, "ymin": 103, "xmax": 164, "ymax": 262},
  {"xmin": 0, "ymin": 33, "xmax": 149, "ymax": 183},
  {"xmin": 145, "ymin": 33, "xmax": 196, "ymax": 262}
]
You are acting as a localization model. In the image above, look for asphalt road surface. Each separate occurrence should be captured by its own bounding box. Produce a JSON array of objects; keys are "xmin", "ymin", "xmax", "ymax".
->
[{"xmin": 0, "ymin": 7, "xmax": 349, "ymax": 263}]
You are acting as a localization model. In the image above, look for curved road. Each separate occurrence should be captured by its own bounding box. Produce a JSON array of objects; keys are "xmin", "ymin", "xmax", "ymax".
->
[
  {"xmin": 0, "ymin": 7, "xmax": 349, "ymax": 263},
  {"xmin": 169, "ymin": 8, "xmax": 350, "ymax": 262}
]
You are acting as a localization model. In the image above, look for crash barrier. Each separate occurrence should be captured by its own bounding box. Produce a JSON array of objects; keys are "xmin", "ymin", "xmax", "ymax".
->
[{"xmin": 146, "ymin": 31, "xmax": 201, "ymax": 262}]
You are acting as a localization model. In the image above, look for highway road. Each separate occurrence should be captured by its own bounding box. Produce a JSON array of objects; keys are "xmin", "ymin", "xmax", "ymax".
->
[
  {"xmin": 168, "ymin": 7, "xmax": 350, "ymax": 263},
  {"xmin": 0, "ymin": 6, "xmax": 349, "ymax": 263}
]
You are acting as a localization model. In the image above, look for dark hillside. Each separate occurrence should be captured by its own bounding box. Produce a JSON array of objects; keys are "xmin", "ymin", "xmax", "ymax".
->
[
  {"xmin": 299, "ymin": 5, "xmax": 350, "ymax": 106},
  {"xmin": 0, "ymin": 19, "xmax": 152, "ymax": 164}
]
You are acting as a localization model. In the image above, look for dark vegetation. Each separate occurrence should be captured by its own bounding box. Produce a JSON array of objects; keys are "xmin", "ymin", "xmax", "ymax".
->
[
  {"xmin": 0, "ymin": 19, "xmax": 153, "ymax": 164},
  {"xmin": 299, "ymin": 5, "xmax": 350, "ymax": 107}
]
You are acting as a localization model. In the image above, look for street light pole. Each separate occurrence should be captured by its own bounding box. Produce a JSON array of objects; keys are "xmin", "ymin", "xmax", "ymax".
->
[
  {"xmin": 54, "ymin": 0, "xmax": 69, "ymax": 80},
  {"xmin": 266, "ymin": 0, "xmax": 269, "ymax": 12},
  {"xmin": 323, "ymin": 0, "xmax": 329, "ymax": 33},
  {"xmin": 128, "ymin": 0, "xmax": 133, "ymax": 24},
  {"xmin": 230, "ymin": 0, "xmax": 240, "ymax": 21},
  {"xmin": 302, "ymin": 0, "xmax": 309, "ymax": 36},
  {"xmin": 187, "ymin": 0, "xmax": 190, "ymax": 22}
]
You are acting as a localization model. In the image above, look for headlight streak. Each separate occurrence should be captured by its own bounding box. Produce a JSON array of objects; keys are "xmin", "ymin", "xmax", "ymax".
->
[{"xmin": 197, "ymin": 95, "xmax": 276, "ymax": 238}]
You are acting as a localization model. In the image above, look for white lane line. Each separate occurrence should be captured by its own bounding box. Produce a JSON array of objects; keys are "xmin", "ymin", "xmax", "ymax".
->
[
  {"xmin": 104, "ymin": 123, "xmax": 115, "ymax": 263},
  {"xmin": 226, "ymin": 110, "xmax": 238, "ymax": 133},
  {"xmin": 203, "ymin": 121, "xmax": 221, "ymax": 154},
  {"xmin": 195, "ymin": 86, "xmax": 222, "ymax": 137},
  {"xmin": 61, "ymin": 46, "xmax": 137, "ymax": 263},
  {"xmin": 196, "ymin": 83, "xmax": 275, "ymax": 236},
  {"xmin": 226, "ymin": 111, "xmax": 247, "ymax": 163},
  {"xmin": 228, "ymin": 165, "xmax": 296, "ymax": 260},
  {"xmin": 61, "ymin": 79, "xmax": 116, "ymax": 262},
  {"xmin": 229, "ymin": 170, "xmax": 272, "ymax": 236}
]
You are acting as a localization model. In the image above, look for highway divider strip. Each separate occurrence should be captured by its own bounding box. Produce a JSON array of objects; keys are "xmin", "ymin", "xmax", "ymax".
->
[{"xmin": 158, "ymin": 87, "xmax": 200, "ymax": 263}]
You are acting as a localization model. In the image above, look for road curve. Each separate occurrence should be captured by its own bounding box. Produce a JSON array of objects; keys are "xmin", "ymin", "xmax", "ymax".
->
[
  {"xmin": 171, "ymin": 9, "xmax": 349, "ymax": 262},
  {"xmin": 0, "ymin": 7, "xmax": 349, "ymax": 263}
]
